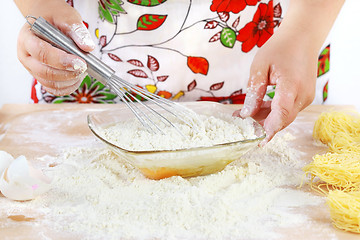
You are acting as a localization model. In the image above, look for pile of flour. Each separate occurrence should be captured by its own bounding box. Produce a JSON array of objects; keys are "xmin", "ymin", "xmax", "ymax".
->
[
  {"xmin": 98, "ymin": 113, "xmax": 257, "ymax": 151},
  {"xmin": 10, "ymin": 133, "xmax": 334, "ymax": 240}
]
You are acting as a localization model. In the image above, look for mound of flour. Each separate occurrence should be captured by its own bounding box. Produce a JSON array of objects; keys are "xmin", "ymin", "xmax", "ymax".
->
[
  {"xmin": 15, "ymin": 133, "xmax": 335, "ymax": 240},
  {"xmin": 98, "ymin": 113, "xmax": 257, "ymax": 151}
]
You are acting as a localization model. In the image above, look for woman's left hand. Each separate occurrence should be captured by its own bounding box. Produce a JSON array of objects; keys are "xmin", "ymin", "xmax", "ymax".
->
[
  {"xmin": 234, "ymin": 26, "xmax": 318, "ymax": 146},
  {"xmin": 234, "ymin": 0, "xmax": 344, "ymax": 146}
]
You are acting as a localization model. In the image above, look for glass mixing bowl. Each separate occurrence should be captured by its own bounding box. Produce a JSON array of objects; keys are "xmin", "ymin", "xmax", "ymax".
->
[{"xmin": 88, "ymin": 102, "xmax": 265, "ymax": 179}]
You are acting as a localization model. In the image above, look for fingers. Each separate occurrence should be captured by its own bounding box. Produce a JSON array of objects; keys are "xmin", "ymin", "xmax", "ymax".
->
[
  {"xmin": 53, "ymin": 11, "xmax": 95, "ymax": 52},
  {"xmin": 66, "ymin": 23, "xmax": 96, "ymax": 52},
  {"xmin": 240, "ymin": 64, "xmax": 268, "ymax": 119},
  {"xmin": 238, "ymin": 64, "xmax": 313, "ymax": 147},
  {"xmin": 260, "ymin": 63, "xmax": 316, "ymax": 146},
  {"xmin": 32, "ymin": 0, "xmax": 96, "ymax": 52},
  {"xmin": 260, "ymin": 75, "xmax": 299, "ymax": 146},
  {"xmin": 16, "ymin": 0, "xmax": 94, "ymax": 97},
  {"xmin": 17, "ymin": 24, "xmax": 88, "ymax": 96},
  {"xmin": 43, "ymin": 72, "xmax": 86, "ymax": 96},
  {"xmin": 22, "ymin": 55, "xmax": 86, "ymax": 96},
  {"xmin": 21, "ymin": 27, "xmax": 87, "ymax": 73},
  {"xmin": 20, "ymin": 54, "xmax": 84, "ymax": 84},
  {"xmin": 233, "ymin": 101, "xmax": 271, "ymax": 121}
]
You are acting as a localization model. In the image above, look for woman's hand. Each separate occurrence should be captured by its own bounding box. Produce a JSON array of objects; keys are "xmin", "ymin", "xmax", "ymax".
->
[
  {"xmin": 234, "ymin": 0, "xmax": 344, "ymax": 146},
  {"xmin": 234, "ymin": 27, "xmax": 318, "ymax": 145},
  {"xmin": 15, "ymin": 0, "xmax": 95, "ymax": 96}
]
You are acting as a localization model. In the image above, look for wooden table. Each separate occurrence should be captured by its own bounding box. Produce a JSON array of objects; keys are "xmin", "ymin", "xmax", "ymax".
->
[{"xmin": 0, "ymin": 104, "xmax": 359, "ymax": 240}]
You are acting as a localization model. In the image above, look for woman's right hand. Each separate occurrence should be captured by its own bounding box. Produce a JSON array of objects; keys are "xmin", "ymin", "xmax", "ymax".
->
[{"xmin": 15, "ymin": 0, "xmax": 95, "ymax": 96}]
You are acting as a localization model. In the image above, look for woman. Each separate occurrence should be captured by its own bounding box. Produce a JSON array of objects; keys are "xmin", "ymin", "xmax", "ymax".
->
[{"xmin": 14, "ymin": 0, "xmax": 344, "ymax": 144}]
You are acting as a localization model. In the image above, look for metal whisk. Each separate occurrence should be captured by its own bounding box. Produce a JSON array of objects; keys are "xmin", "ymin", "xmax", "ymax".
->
[{"xmin": 26, "ymin": 16, "xmax": 194, "ymax": 134}]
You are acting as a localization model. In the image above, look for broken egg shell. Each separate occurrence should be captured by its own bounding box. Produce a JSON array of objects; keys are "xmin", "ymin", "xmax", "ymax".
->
[
  {"xmin": 0, "ymin": 150, "xmax": 14, "ymax": 176},
  {"xmin": 0, "ymin": 155, "xmax": 51, "ymax": 201}
]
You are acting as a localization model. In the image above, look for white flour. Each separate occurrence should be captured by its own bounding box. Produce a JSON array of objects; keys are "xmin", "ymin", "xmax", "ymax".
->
[
  {"xmin": 99, "ymin": 114, "xmax": 257, "ymax": 151},
  {"xmin": 3, "ymin": 133, "xmax": 334, "ymax": 240}
]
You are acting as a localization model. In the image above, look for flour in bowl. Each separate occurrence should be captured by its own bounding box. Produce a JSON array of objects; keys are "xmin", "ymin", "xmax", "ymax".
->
[{"xmin": 98, "ymin": 113, "xmax": 258, "ymax": 151}]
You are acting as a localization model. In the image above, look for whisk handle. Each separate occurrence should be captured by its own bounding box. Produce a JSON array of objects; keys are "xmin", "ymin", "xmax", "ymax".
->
[{"xmin": 28, "ymin": 16, "xmax": 114, "ymax": 85}]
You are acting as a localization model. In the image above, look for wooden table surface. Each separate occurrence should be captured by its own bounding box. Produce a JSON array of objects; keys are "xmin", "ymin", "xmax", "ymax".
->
[{"xmin": 0, "ymin": 103, "xmax": 359, "ymax": 240}]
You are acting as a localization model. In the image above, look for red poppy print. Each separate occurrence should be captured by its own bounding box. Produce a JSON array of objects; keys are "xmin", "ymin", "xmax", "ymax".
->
[
  {"xmin": 31, "ymin": 79, "xmax": 39, "ymax": 103},
  {"xmin": 236, "ymin": 0, "xmax": 274, "ymax": 53},
  {"xmin": 210, "ymin": 0, "xmax": 260, "ymax": 14}
]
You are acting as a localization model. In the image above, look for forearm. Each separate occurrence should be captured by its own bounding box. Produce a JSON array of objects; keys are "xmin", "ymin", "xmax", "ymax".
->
[
  {"xmin": 14, "ymin": 0, "xmax": 46, "ymax": 16},
  {"xmin": 14, "ymin": 0, "xmax": 65, "ymax": 17},
  {"xmin": 277, "ymin": 0, "xmax": 344, "ymax": 55}
]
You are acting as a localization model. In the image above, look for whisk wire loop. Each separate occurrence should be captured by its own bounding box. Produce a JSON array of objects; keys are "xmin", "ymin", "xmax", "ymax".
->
[
  {"xmin": 26, "ymin": 16, "xmax": 194, "ymax": 135},
  {"xmin": 117, "ymin": 79, "xmax": 196, "ymax": 127},
  {"xmin": 108, "ymin": 80, "xmax": 167, "ymax": 134},
  {"xmin": 108, "ymin": 78, "xmax": 189, "ymax": 136},
  {"xmin": 112, "ymin": 84, "xmax": 155, "ymax": 132}
]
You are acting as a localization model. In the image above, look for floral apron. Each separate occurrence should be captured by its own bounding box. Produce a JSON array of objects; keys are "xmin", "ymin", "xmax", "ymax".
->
[{"xmin": 31, "ymin": 0, "xmax": 330, "ymax": 104}]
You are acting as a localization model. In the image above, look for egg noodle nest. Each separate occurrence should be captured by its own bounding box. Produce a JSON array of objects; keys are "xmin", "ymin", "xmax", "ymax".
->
[{"xmin": 303, "ymin": 111, "xmax": 360, "ymax": 233}]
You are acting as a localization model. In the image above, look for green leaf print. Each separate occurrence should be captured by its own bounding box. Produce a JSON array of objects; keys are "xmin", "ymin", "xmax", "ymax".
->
[
  {"xmin": 321, "ymin": 48, "xmax": 329, "ymax": 56},
  {"xmin": 137, "ymin": 14, "xmax": 167, "ymax": 31},
  {"xmin": 53, "ymin": 99, "xmax": 67, "ymax": 104},
  {"xmin": 98, "ymin": 0, "xmax": 126, "ymax": 24},
  {"xmin": 324, "ymin": 59, "xmax": 330, "ymax": 73},
  {"xmin": 81, "ymin": 75, "xmax": 92, "ymax": 89},
  {"xmin": 317, "ymin": 45, "xmax": 330, "ymax": 77},
  {"xmin": 220, "ymin": 28, "xmax": 236, "ymax": 48},
  {"xmin": 267, "ymin": 91, "xmax": 275, "ymax": 99},
  {"xmin": 100, "ymin": 92, "xmax": 118, "ymax": 100},
  {"xmin": 323, "ymin": 81, "xmax": 328, "ymax": 102},
  {"xmin": 266, "ymin": 86, "xmax": 276, "ymax": 99},
  {"xmin": 128, "ymin": 0, "xmax": 167, "ymax": 7},
  {"xmin": 93, "ymin": 81, "xmax": 106, "ymax": 91}
]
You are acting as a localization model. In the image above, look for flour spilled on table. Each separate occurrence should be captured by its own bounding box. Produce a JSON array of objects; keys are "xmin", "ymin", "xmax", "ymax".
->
[{"xmin": 0, "ymin": 132, "xmax": 329, "ymax": 240}]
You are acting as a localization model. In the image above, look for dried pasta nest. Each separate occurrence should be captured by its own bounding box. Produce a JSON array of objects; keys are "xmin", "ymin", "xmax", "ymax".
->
[
  {"xmin": 327, "ymin": 190, "xmax": 360, "ymax": 233},
  {"xmin": 313, "ymin": 111, "xmax": 360, "ymax": 153},
  {"xmin": 304, "ymin": 111, "xmax": 360, "ymax": 234},
  {"xmin": 303, "ymin": 152, "xmax": 360, "ymax": 191}
]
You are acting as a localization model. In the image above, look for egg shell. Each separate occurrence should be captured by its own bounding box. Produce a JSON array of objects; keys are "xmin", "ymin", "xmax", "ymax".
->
[
  {"xmin": 0, "ymin": 151, "xmax": 14, "ymax": 176},
  {"xmin": 0, "ymin": 155, "xmax": 51, "ymax": 201}
]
